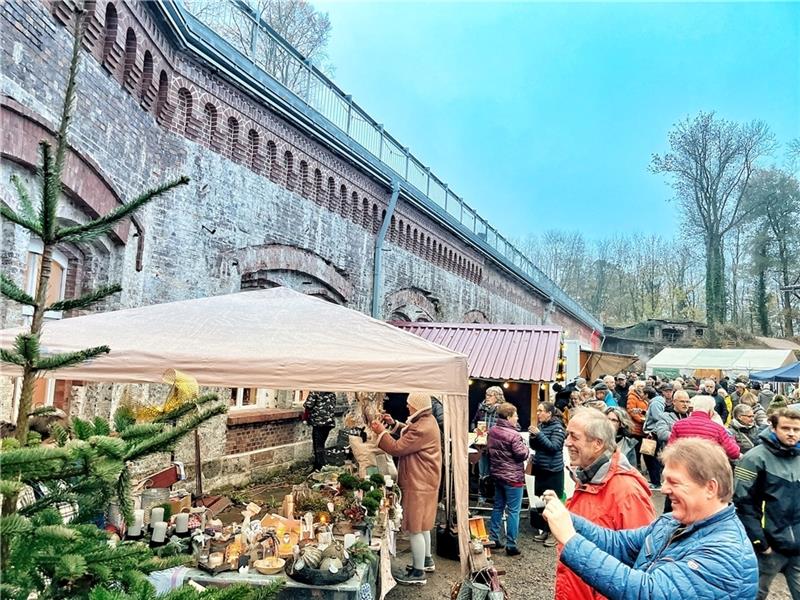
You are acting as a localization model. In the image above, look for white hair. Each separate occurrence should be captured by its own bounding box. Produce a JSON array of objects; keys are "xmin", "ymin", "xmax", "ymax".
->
[{"xmin": 691, "ymin": 395, "xmax": 716, "ymax": 414}]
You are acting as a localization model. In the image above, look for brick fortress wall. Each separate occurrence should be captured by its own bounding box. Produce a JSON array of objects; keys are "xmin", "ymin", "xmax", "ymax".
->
[{"xmin": 0, "ymin": 0, "xmax": 594, "ymax": 490}]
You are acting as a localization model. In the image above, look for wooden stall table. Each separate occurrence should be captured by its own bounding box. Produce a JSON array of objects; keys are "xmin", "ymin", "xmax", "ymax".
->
[{"xmin": 186, "ymin": 560, "xmax": 378, "ymax": 600}]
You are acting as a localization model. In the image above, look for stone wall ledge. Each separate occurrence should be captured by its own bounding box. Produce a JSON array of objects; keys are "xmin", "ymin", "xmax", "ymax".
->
[{"xmin": 226, "ymin": 407, "xmax": 303, "ymax": 426}]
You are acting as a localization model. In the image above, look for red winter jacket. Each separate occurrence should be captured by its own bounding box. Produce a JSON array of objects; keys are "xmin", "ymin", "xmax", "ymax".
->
[
  {"xmin": 668, "ymin": 411, "xmax": 741, "ymax": 460},
  {"xmin": 555, "ymin": 451, "xmax": 656, "ymax": 600}
]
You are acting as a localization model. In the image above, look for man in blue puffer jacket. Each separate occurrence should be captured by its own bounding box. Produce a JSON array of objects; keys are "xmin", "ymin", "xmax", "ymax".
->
[{"xmin": 541, "ymin": 437, "xmax": 758, "ymax": 600}]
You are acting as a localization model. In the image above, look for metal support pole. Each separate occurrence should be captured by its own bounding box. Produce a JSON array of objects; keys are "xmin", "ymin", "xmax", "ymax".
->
[
  {"xmin": 346, "ymin": 95, "xmax": 353, "ymax": 135},
  {"xmin": 304, "ymin": 59, "xmax": 312, "ymax": 105},
  {"xmin": 426, "ymin": 168, "xmax": 431, "ymax": 196},
  {"xmin": 372, "ymin": 180, "xmax": 401, "ymax": 318},
  {"xmin": 378, "ymin": 125, "xmax": 384, "ymax": 160},
  {"xmin": 404, "ymin": 147, "xmax": 410, "ymax": 180},
  {"xmin": 444, "ymin": 184, "xmax": 449, "ymax": 212}
]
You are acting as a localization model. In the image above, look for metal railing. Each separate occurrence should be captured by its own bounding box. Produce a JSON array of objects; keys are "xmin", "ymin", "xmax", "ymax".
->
[{"xmin": 178, "ymin": 0, "xmax": 602, "ymax": 332}]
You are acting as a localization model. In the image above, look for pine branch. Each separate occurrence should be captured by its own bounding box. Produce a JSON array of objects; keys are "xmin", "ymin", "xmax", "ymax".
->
[
  {"xmin": 35, "ymin": 525, "xmax": 78, "ymax": 541},
  {"xmin": 89, "ymin": 436, "xmax": 125, "ymax": 460},
  {"xmin": 1, "ymin": 273, "xmax": 35, "ymax": 306},
  {"xmin": 0, "ymin": 445, "xmax": 69, "ymax": 479},
  {"xmin": 112, "ymin": 406, "xmax": 136, "ymax": 435},
  {"xmin": 51, "ymin": 423, "xmax": 69, "ymax": 447},
  {"xmin": 116, "ymin": 466, "xmax": 134, "ymax": 526},
  {"xmin": 0, "ymin": 479, "xmax": 24, "ymax": 497},
  {"xmin": 0, "ymin": 203, "xmax": 42, "ymax": 236},
  {"xmin": 153, "ymin": 393, "xmax": 219, "ymax": 423},
  {"xmin": 45, "ymin": 283, "xmax": 122, "ymax": 312},
  {"xmin": 10, "ymin": 174, "xmax": 37, "ymax": 225},
  {"xmin": 92, "ymin": 417, "xmax": 111, "ymax": 437},
  {"xmin": 34, "ymin": 345, "xmax": 110, "ymax": 371},
  {"xmin": 0, "ymin": 514, "xmax": 33, "ymax": 537},
  {"xmin": 0, "ymin": 348, "xmax": 25, "ymax": 366},
  {"xmin": 56, "ymin": 176, "xmax": 190, "ymax": 243},
  {"xmin": 72, "ymin": 418, "xmax": 95, "ymax": 441},
  {"xmin": 117, "ymin": 423, "xmax": 164, "ymax": 442},
  {"xmin": 124, "ymin": 403, "xmax": 226, "ymax": 462},
  {"xmin": 15, "ymin": 333, "xmax": 40, "ymax": 362}
]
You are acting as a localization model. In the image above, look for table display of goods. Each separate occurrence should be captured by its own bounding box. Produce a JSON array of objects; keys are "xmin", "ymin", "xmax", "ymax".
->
[{"xmin": 286, "ymin": 541, "xmax": 356, "ymax": 585}]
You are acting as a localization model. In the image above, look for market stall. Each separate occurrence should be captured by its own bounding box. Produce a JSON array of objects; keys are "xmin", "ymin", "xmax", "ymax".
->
[
  {"xmin": 646, "ymin": 348, "xmax": 798, "ymax": 379},
  {"xmin": 0, "ymin": 287, "xmax": 472, "ymax": 593}
]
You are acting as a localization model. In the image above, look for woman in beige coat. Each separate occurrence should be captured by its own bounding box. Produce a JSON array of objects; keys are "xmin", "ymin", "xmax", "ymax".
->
[{"xmin": 371, "ymin": 392, "xmax": 441, "ymax": 586}]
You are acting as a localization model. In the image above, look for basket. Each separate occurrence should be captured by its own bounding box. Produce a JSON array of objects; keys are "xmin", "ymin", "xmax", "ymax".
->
[{"xmin": 285, "ymin": 556, "xmax": 356, "ymax": 586}]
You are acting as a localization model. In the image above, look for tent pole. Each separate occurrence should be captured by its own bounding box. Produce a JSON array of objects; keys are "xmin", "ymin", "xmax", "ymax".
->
[{"xmin": 194, "ymin": 429, "xmax": 203, "ymax": 498}]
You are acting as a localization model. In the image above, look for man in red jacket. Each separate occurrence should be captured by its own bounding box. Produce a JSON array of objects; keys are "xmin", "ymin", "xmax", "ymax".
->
[
  {"xmin": 668, "ymin": 395, "xmax": 741, "ymax": 461},
  {"xmin": 553, "ymin": 408, "xmax": 656, "ymax": 600}
]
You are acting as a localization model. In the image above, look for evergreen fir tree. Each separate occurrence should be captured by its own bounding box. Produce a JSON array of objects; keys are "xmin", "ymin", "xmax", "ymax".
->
[{"xmin": 0, "ymin": 5, "xmax": 282, "ymax": 600}]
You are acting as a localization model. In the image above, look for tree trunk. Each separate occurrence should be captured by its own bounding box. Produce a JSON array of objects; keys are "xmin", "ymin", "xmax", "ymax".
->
[
  {"xmin": 15, "ymin": 243, "xmax": 54, "ymax": 444},
  {"xmin": 755, "ymin": 266, "xmax": 770, "ymax": 336},
  {"xmin": 777, "ymin": 240, "xmax": 795, "ymax": 337}
]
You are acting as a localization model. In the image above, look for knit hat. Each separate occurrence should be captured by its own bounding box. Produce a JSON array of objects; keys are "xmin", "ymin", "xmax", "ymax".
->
[
  {"xmin": 593, "ymin": 382, "xmax": 609, "ymax": 391},
  {"xmin": 407, "ymin": 393, "xmax": 432, "ymax": 412}
]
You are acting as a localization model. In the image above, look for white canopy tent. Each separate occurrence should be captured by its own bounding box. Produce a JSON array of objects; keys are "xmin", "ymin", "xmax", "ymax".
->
[
  {"xmin": 0, "ymin": 287, "xmax": 471, "ymax": 573},
  {"xmin": 646, "ymin": 348, "xmax": 798, "ymax": 377}
]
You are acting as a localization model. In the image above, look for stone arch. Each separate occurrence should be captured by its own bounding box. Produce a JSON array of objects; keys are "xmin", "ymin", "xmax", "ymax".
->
[
  {"xmin": 405, "ymin": 224, "xmax": 411, "ymax": 249},
  {"xmin": 389, "ymin": 216, "xmax": 397, "ymax": 242},
  {"xmin": 122, "ymin": 27, "xmax": 136, "ymax": 84},
  {"xmin": 266, "ymin": 140, "xmax": 278, "ymax": 181},
  {"xmin": 351, "ymin": 191, "xmax": 359, "ymax": 223},
  {"xmin": 155, "ymin": 70, "xmax": 168, "ymax": 119},
  {"xmin": 299, "ymin": 161, "xmax": 310, "ymax": 197},
  {"xmin": 464, "ymin": 309, "xmax": 490, "ymax": 324},
  {"xmin": 140, "ymin": 50, "xmax": 153, "ymax": 101},
  {"xmin": 327, "ymin": 177, "xmax": 337, "ymax": 212},
  {"xmin": 425, "ymin": 237, "xmax": 432, "ymax": 260},
  {"xmin": 372, "ymin": 204, "xmax": 380, "ymax": 234},
  {"xmin": 226, "ymin": 116, "xmax": 239, "ymax": 158},
  {"xmin": 412, "ymin": 228, "xmax": 418, "ymax": 253},
  {"xmin": 235, "ymin": 244, "xmax": 353, "ymax": 305},
  {"xmin": 283, "ymin": 150, "xmax": 295, "ymax": 190},
  {"xmin": 385, "ymin": 287, "xmax": 439, "ymax": 322},
  {"xmin": 175, "ymin": 87, "xmax": 192, "ymax": 134},
  {"xmin": 202, "ymin": 102, "xmax": 218, "ymax": 147},
  {"xmin": 398, "ymin": 219, "xmax": 405, "ymax": 246},
  {"xmin": 361, "ymin": 198, "xmax": 369, "ymax": 229},
  {"xmin": 102, "ymin": 2, "xmax": 118, "ymax": 61},
  {"xmin": 313, "ymin": 168, "xmax": 323, "ymax": 204},
  {"xmin": 339, "ymin": 184, "xmax": 348, "ymax": 218},
  {"xmin": 246, "ymin": 128, "xmax": 259, "ymax": 171}
]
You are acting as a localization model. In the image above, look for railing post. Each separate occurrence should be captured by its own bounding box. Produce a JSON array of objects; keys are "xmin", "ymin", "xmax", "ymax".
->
[
  {"xmin": 404, "ymin": 147, "xmax": 410, "ymax": 180},
  {"xmin": 378, "ymin": 125, "xmax": 384, "ymax": 160},
  {"xmin": 426, "ymin": 168, "xmax": 431, "ymax": 196},
  {"xmin": 443, "ymin": 184, "xmax": 449, "ymax": 212},
  {"xmin": 345, "ymin": 94, "xmax": 353, "ymax": 135},
  {"xmin": 304, "ymin": 59, "xmax": 313, "ymax": 105}
]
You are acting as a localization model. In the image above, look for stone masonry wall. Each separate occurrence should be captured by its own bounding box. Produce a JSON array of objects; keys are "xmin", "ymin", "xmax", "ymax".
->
[{"xmin": 0, "ymin": 0, "xmax": 597, "ymax": 490}]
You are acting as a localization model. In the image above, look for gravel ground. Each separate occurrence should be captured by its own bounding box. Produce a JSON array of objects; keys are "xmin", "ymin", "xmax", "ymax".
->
[{"xmin": 386, "ymin": 492, "xmax": 792, "ymax": 599}]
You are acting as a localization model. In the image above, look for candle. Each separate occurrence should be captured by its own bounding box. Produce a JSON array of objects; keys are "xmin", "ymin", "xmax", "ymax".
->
[
  {"xmin": 175, "ymin": 513, "xmax": 189, "ymax": 534},
  {"xmin": 128, "ymin": 509, "xmax": 144, "ymax": 537},
  {"xmin": 384, "ymin": 475, "xmax": 394, "ymax": 488},
  {"xmin": 150, "ymin": 507, "xmax": 165, "ymax": 526},
  {"xmin": 151, "ymin": 521, "xmax": 167, "ymax": 544},
  {"xmin": 344, "ymin": 533, "xmax": 356, "ymax": 550}
]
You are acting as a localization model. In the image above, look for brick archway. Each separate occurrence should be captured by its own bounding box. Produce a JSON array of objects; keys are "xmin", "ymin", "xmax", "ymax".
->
[
  {"xmin": 385, "ymin": 287, "xmax": 439, "ymax": 322},
  {"xmin": 235, "ymin": 244, "xmax": 353, "ymax": 304},
  {"xmin": 464, "ymin": 309, "xmax": 490, "ymax": 323}
]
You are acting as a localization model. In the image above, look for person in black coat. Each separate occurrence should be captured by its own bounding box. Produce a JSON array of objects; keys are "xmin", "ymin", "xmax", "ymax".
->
[{"xmin": 528, "ymin": 401, "xmax": 566, "ymax": 546}]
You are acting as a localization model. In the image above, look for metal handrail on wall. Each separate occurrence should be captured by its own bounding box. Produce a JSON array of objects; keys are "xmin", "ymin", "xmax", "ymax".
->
[{"xmin": 176, "ymin": 0, "xmax": 602, "ymax": 333}]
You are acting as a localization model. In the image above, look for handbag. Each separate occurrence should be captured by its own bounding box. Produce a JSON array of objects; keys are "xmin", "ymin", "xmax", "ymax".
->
[
  {"xmin": 640, "ymin": 437, "xmax": 658, "ymax": 456},
  {"xmin": 451, "ymin": 567, "xmax": 508, "ymax": 600}
]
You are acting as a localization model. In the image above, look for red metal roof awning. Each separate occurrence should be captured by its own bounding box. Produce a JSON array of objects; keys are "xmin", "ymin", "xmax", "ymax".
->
[{"xmin": 392, "ymin": 322, "xmax": 562, "ymax": 383}]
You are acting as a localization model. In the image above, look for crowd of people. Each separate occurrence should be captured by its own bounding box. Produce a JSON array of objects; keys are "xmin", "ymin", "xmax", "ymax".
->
[{"xmin": 475, "ymin": 373, "xmax": 800, "ymax": 599}]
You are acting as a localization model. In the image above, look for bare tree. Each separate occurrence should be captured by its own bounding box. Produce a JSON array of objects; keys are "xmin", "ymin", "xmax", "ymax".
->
[
  {"xmin": 651, "ymin": 112, "xmax": 775, "ymax": 329},
  {"xmin": 184, "ymin": 0, "xmax": 333, "ymax": 92},
  {"xmin": 743, "ymin": 167, "xmax": 800, "ymax": 336}
]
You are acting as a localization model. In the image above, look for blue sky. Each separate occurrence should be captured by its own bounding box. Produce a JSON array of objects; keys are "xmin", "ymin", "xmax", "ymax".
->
[{"xmin": 313, "ymin": 1, "xmax": 799, "ymax": 241}]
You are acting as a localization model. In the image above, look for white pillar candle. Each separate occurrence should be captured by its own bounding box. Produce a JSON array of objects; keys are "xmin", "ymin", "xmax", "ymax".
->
[
  {"xmin": 127, "ymin": 509, "xmax": 145, "ymax": 536},
  {"xmin": 175, "ymin": 513, "xmax": 189, "ymax": 534},
  {"xmin": 344, "ymin": 533, "xmax": 356, "ymax": 550},
  {"xmin": 150, "ymin": 507, "xmax": 165, "ymax": 525},
  {"xmin": 384, "ymin": 475, "xmax": 394, "ymax": 488},
  {"xmin": 151, "ymin": 521, "xmax": 167, "ymax": 543}
]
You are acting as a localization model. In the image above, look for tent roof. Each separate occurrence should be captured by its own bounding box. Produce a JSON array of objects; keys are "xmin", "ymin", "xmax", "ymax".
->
[
  {"xmin": 750, "ymin": 362, "xmax": 800, "ymax": 382},
  {"xmin": 646, "ymin": 348, "xmax": 797, "ymax": 373},
  {"xmin": 391, "ymin": 321, "xmax": 562, "ymax": 382},
  {"xmin": 0, "ymin": 288, "xmax": 468, "ymax": 393}
]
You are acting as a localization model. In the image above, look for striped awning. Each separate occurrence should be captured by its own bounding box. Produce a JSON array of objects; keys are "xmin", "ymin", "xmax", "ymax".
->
[{"xmin": 392, "ymin": 322, "xmax": 562, "ymax": 383}]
